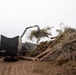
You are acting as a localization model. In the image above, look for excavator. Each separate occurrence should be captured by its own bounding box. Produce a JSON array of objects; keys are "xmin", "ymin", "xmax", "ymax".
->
[{"xmin": 0, "ymin": 25, "xmax": 40, "ymax": 61}]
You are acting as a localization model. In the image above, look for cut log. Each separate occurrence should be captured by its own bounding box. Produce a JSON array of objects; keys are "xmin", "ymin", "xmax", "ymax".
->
[
  {"xmin": 19, "ymin": 56, "xmax": 39, "ymax": 61},
  {"xmin": 39, "ymin": 49, "xmax": 56, "ymax": 61},
  {"xmin": 34, "ymin": 35, "xmax": 62, "ymax": 61},
  {"xmin": 35, "ymin": 48, "xmax": 52, "ymax": 58}
]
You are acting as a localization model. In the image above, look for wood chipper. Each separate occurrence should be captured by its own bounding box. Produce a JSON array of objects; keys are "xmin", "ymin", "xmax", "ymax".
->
[{"xmin": 0, "ymin": 25, "xmax": 39, "ymax": 61}]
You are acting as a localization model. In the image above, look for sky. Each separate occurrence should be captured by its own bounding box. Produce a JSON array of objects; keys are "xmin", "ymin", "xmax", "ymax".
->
[{"xmin": 0, "ymin": 0, "xmax": 76, "ymax": 43}]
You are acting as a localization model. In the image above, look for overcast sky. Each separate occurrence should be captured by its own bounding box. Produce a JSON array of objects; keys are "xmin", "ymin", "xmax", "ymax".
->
[{"xmin": 0, "ymin": 0, "xmax": 76, "ymax": 42}]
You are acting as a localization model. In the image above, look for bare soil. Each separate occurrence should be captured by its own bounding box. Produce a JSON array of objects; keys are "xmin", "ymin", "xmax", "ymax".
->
[{"xmin": 0, "ymin": 59, "xmax": 63, "ymax": 75}]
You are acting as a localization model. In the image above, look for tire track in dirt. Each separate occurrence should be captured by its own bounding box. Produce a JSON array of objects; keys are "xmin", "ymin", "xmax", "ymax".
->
[
  {"xmin": 0, "ymin": 60, "xmax": 50, "ymax": 75},
  {"xmin": 0, "ymin": 59, "xmax": 64, "ymax": 75},
  {"xmin": 14, "ymin": 64, "xmax": 19, "ymax": 75},
  {"xmin": 0, "ymin": 62, "xmax": 8, "ymax": 75},
  {"xmin": 5, "ymin": 64, "xmax": 11, "ymax": 75}
]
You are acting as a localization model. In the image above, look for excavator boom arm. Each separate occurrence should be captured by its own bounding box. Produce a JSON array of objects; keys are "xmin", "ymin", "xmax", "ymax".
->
[{"xmin": 21, "ymin": 25, "xmax": 40, "ymax": 38}]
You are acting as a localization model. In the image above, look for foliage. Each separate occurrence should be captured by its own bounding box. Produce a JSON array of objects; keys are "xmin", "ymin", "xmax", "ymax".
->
[{"xmin": 29, "ymin": 26, "xmax": 53, "ymax": 43}]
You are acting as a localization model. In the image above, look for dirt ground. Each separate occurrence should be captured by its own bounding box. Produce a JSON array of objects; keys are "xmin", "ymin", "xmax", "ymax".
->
[{"xmin": 0, "ymin": 59, "xmax": 64, "ymax": 75}]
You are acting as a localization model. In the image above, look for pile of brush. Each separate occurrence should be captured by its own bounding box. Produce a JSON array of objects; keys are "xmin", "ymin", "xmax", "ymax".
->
[
  {"xmin": 28, "ymin": 40, "xmax": 53, "ymax": 57},
  {"xmin": 28, "ymin": 27, "xmax": 76, "ymax": 65},
  {"xmin": 43, "ymin": 27, "xmax": 76, "ymax": 64}
]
